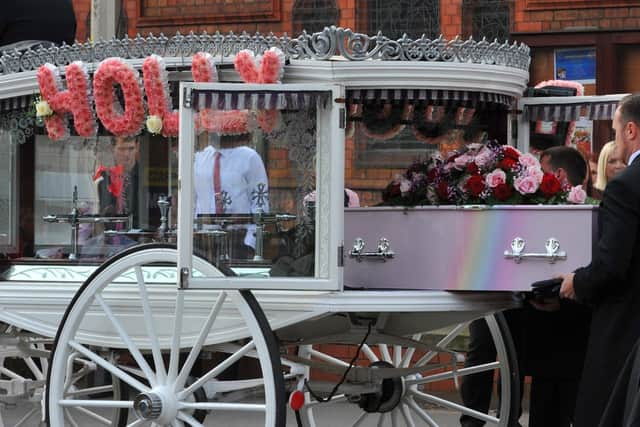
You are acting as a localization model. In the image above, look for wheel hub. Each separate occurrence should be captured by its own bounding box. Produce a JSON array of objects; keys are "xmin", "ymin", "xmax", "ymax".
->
[
  {"xmin": 358, "ymin": 361, "xmax": 404, "ymax": 413},
  {"xmin": 133, "ymin": 392, "xmax": 162, "ymax": 420}
]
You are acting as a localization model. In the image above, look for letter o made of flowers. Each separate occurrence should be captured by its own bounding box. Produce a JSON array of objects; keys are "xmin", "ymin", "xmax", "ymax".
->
[
  {"xmin": 93, "ymin": 58, "xmax": 145, "ymax": 137},
  {"xmin": 37, "ymin": 62, "xmax": 97, "ymax": 140}
]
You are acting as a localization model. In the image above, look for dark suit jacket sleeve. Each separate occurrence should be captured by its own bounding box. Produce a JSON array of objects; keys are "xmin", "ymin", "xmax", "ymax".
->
[{"xmin": 574, "ymin": 176, "xmax": 640, "ymax": 303}]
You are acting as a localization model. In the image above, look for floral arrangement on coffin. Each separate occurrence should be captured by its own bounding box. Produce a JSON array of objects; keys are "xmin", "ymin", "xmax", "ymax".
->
[{"xmin": 381, "ymin": 140, "xmax": 589, "ymax": 206}]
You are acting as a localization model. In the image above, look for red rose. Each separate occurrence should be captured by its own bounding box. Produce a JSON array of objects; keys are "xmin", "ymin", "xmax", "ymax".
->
[
  {"xmin": 502, "ymin": 146, "xmax": 521, "ymax": 160},
  {"xmin": 465, "ymin": 175, "xmax": 485, "ymax": 197},
  {"xmin": 466, "ymin": 162, "xmax": 480, "ymax": 175},
  {"xmin": 437, "ymin": 181, "xmax": 450, "ymax": 200},
  {"xmin": 540, "ymin": 173, "xmax": 562, "ymax": 197},
  {"xmin": 498, "ymin": 157, "xmax": 517, "ymax": 171},
  {"xmin": 494, "ymin": 183, "xmax": 513, "ymax": 201}
]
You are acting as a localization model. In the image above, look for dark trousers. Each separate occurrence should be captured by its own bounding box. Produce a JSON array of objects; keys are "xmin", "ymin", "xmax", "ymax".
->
[
  {"xmin": 529, "ymin": 378, "xmax": 578, "ymax": 427},
  {"xmin": 460, "ymin": 309, "xmax": 524, "ymax": 427}
]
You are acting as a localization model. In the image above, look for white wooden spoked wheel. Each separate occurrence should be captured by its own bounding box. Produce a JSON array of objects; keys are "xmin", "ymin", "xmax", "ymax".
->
[
  {"xmin": 0, "ymin": 336, "xmax": 127, "ymax": 427},
  {"xmin": 46, "ymin": 244, "xmax": 285, "ymax": 427},
  {"xmin": 294, "ymin": 313, "xmax": 519, "ymax": 427}
]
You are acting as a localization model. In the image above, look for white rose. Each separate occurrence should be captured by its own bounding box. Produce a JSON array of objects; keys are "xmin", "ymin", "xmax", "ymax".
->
[
  {"xmin": 35, "ymin": 100, "xmax": 53, "ymax": 117},
  {"xmin": 146, "ymin": 115, "xmax": 163, "ymax": 134}
]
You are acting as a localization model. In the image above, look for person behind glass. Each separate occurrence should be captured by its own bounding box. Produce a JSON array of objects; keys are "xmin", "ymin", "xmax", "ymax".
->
[
  {"xmin": 593, "ymin": 140, "xmax": 627, "ymax": 200},
  {"xmin": 557, "ymin": 94, "xmax": 640, "ymax": 427},
  {"xmin": 95, "ymin": 135, "xmax": 141, "ymax": 230},
  {"xmin": 193, "ymin": 112, "xmax": 269, "ymax": 261},
  {"xmin": 525, "ymin": 145, "xmax": 592, "ymax": 427}
]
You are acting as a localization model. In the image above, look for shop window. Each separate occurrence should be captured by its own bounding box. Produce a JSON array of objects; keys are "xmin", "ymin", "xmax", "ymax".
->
[
  {"xmin": 292, "ymin": 0, "xmax": 339, "ymax": 34},
  {"xmin": 358, "ymin": 0, "xmax": 440, "ymax": 39},
  {"xmin": 462, "ymin": 0, "xmax": 512, "ymax": 41}
]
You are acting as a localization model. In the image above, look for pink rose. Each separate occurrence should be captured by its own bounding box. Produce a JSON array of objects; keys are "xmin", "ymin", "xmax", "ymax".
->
[
  {"xmin": 567, "ymin": 185, "xmax": 587, "ymax": 204},
  {"xmin": 399, "ymin": 178, "xmax": 412, "ymax": 194},
  {"xmin": 485, "ymin": 169, "xmax": 506, "ymax": 188},
  {"xmin": 526, "ymin": 167, "xmax": 544, "ymax": 184},
  {"xmin": 454, "ymin": 154, "xmax": 473, "ymax": 170},
  {"xmin": 519, "ymin": 153, "xmax": 540, "ymax": 170},
  {"xmin": 474, "ymin": 147, "xmax": 494, "ymax": 168},
  {"xmin": 514, "ymin": 175, "xmax": 540, "ymax": 195}
]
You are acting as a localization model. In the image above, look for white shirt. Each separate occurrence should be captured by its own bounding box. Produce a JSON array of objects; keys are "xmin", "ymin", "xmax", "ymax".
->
[
  {"xmin": 194, "ymin": 145, "xmax": 269, "ymax": 248},
  {"xmin": 629, "ymin": 149, "xmax": 640, "ymax": 166}
]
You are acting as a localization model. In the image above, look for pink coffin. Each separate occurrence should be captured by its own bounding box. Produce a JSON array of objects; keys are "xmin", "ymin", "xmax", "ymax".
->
[{"xmin": 343, "ymin": 205, "xmax": 598, "ymax": 291}]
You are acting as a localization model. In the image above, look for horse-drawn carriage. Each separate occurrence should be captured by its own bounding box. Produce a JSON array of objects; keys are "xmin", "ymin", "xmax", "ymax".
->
[{"xmin": 0, "ymin": 27, "xmax": 607, "ymax": 426}]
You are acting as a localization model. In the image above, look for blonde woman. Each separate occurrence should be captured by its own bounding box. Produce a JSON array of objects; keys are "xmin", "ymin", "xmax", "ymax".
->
[{"xmin": 594, "ymin": 140, "xmax": 627, "ymax": 193}]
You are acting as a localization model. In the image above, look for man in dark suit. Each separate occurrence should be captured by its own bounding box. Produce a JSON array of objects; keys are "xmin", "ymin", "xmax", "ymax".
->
[
  {"xmin": 96, "ymin": 136, "xmax": 141, "ymax": 229},
  {"xmin": 559, "ymin": 93, "xmax": 640, "ymax": 426}
]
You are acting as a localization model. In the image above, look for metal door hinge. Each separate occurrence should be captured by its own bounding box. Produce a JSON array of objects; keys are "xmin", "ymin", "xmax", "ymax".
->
[
  {"xmin": 183, "ymin": 87, "xmax": 192, "ymax": 108},
  {"xmin": 338, "ymin": 245, "xmax": 344, "ymax": 267},
  {"xmin": 339, "ymin": 108, "xmax": 346, "ymax": 129}
]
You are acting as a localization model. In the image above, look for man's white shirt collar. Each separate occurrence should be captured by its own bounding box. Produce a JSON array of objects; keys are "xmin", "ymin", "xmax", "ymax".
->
[{"xmin": 629, "ymin": 149, "xmax": 640, "ymax": 165}]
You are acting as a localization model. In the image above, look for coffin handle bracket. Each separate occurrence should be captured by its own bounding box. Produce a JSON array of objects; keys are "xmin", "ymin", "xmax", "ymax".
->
[
  {"xmin": 504, "ymin": 237, "xmax": 567, "ymax": 264},
  {"xmin": 349, "ymin": 238, "xmax": 395, "ymax": 262}
]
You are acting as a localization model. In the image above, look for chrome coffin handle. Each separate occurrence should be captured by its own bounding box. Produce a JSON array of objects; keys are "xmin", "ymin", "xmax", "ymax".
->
[
  {"xmin": 349, "ymin": 237, "xmax": 395, "ymax": 262},
  {"xmin": 503, "ymin": 237, "xmax": 567, "ymax": 264}
]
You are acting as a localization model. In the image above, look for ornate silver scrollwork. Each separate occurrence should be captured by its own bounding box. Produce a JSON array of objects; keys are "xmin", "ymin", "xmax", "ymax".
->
[{"xmin": 0, "ymin": 26, "xmax": 530, "ymax": 76}]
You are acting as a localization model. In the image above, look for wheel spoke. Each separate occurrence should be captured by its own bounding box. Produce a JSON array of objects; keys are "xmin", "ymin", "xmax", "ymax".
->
[
  {"xmin": 400, "ymin": 403, "xmax": 416, "ymax": 427},
  {"xmin": 405, "ymin": 362, "xmax": 500, "ymax": 387},
  {"xmin": 64, "ymin": 408, "xmax": 80, "ymax": 427},
  {"xmin": 13, "ymin": 407, "xmax": 37, "ymax": 427},
  {"xmin": 308, "ymin": 348, "xmax": 350, "ymax": 368},
  {"xmin": 401, "ymin": 334, "xmax": 422, "ymax": 368},
  {"xmin": 411, "ymin": 389, "xmax": 499, "ymax": 424},
  {"xmin": 378, "ymin": 344, "xmax": 392, "ymax": 363},
  {"xmin": 95, "ymin": 294, "xmax": 157, "ymax": 387},
  {"xmin": 168, "ymin": 290, "xmax": 185, "ymax": 382},
  {"xmin": 65, "ymin": 384, "xmax": 116, "ymax": 397},
  {"xmin": 127, "ymin": 419, "xmax": 146, "ymax": 427},
  {"xmin": 135, "ymin": 265, "xmax": 167, "ymax": 383},
  {"xmin": 23, "ymin": 356, "xmax": 44, "ymax": 380},
  {"xmin": 377, "ymin": 412, "xmax": 388, "ymax": 427},
  {"xmin": 177, "ymin": 410, "xmax": 205, "ymax": 427},
  {"xmin": 59, "ymin": 399, "xmax": 134, "ymax": 409},
  {"xmin": 0, "ymin": 366, "xmax": 24, "ymax": 379},
  {"xmin": 177, "ymin": 340, "xmax": 255, "ymax": 400},
  {"xmin": 414, "ymin": 323, "xmax": 468, "ymax": 368},
  {"xmin": 361, "ymin": 344, "xmax": 379, "ymax": 363},
  {"xmin": 393, "ymin": 345, "xmax": 402, "ymax": 367},
  {"xmin": 175, "ymin": 291, "xmax": 228, "ymax": 391},
  {"xmin": 406, "ymin": 397, "xmax": 438, "ymax": 427},
  {"xmin": 178, "ymin": 401, "xmax": 266, "ymax": 412},
  {"xmin": 68, "ymin": 340, "xmax": 150, "ymax": 393},
  {"xmin": 351, "ymin": 411, "xmax": 369, "ymax": 427},
  {"xmin": 71, "ymin": 405, "xmax": 113, "ymax": 425},
  {"xmin": 391, "ymin": 407, "xmax": 401, "ymax": 427}
]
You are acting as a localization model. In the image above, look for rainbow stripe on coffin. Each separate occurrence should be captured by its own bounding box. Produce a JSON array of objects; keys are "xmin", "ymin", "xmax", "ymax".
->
[{"xmin": 343, "ymin": 205, "xmax": 597, "ymax": 292}]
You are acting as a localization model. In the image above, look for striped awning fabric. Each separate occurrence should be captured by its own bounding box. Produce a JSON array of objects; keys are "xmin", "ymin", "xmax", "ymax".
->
[
  {"xmin": 0, "ymin": 95, "xmax": 31, "ymax": 112},
  {"xmin": 524, "ymin": 101, "xmax": 618, "ymax": 121},
  {"xmin": 191, "ymin": 90, "xmax": 330, "ymax": 111},
  {"xmin": 347, "ymin": 89, "xmax": 514, "ymax": 107}
]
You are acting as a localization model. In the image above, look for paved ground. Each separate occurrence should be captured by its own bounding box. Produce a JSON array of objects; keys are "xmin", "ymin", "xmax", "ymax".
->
[{"xmin": 2, "ymin": 389, "xmax": 531, "ymax": 426}]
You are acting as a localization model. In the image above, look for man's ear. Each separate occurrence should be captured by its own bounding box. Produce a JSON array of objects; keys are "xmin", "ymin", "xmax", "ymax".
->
[{"xmin": 629, "ymin": 121, "xmax": 639, "ymax": 140}]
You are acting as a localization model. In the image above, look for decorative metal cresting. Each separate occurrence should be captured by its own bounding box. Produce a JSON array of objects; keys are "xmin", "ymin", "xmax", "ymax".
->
[
  {"xmin": 0, "ymin": 26, "xmax": 530, "ymax": 76},
  {"xmin": 503, "ymin": 236, "xmax": 567, "ymax": 264},
  {"xmin": 349, "ymin": 237, "xmax": 395, "ymax": 262}
]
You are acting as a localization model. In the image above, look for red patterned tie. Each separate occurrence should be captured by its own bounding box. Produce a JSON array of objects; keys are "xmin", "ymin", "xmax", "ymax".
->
[{"xmin": 214, "ymin": 151, "xmax": 223, "ymax": 213}]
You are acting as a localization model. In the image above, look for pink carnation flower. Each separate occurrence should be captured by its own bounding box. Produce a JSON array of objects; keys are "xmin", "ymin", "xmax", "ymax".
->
[
  {"xmin": 485, "ymin": 169, "xmax": 506, "ymax": 188},
  {"xmin": 453, "ymin": 153, "xmax": 473, "ymax": 170},
  {"xmin": 526, "ymin": 166, "xmax": 544, "ymax": 184},
  {"xmin": 567, "ymin": 185, "xmax": 587, "ymax": 204},
  {"xmin": 399, "ymin": 178, "xmax": 412, "ymax": 194},
  {"xmin": 474, "ymin": 147, "xmax": 494, "ymax": 168}
]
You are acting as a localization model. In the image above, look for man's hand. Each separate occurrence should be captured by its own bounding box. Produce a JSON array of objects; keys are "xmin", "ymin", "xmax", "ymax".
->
[
  {"xmin": 529, "ymin": 297, "xmax": 561, "ymax": 312},
  {"xmin": 558, "ymin": 273, "xmax": 576, "ymax": 300}
]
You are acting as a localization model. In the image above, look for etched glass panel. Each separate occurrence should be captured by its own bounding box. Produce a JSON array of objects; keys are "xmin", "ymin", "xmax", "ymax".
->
[
  {"xmin": 0, "ymin": 130, "xmax": 17, "ymax": 251},
  {"xmin": 463, "ymin": 0, "xmax": 511, "ymax": 41},
  {"xmin": 360, "ymin": 0, "xmax": 440, "ymax": 39},
  {"xmin": 292, "ymin": 0, "xmax": 339, "ymax": 34}
]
